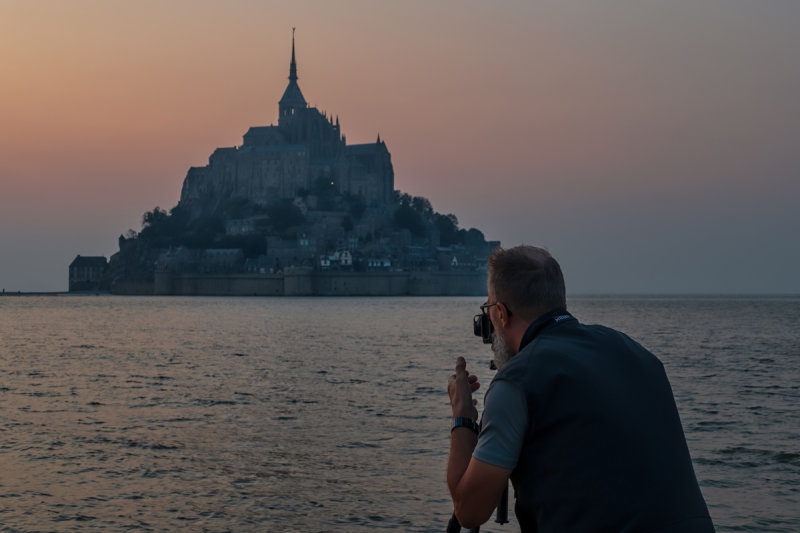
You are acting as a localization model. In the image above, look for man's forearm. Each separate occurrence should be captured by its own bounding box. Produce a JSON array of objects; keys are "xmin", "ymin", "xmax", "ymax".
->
[{"xmin": 447, "ymin": 427, "xmax": 478, "ymax": 497}]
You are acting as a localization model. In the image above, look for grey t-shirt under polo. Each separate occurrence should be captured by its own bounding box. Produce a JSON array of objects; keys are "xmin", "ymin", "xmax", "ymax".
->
[{"xmin": 473, "ymin": 378, "xmax": 528, "ymax": 469}]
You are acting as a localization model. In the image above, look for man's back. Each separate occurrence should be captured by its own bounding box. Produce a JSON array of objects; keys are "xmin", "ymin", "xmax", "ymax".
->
[{"xmin": 495, "ymin": 318, "xmax": 714, "ymax": 532}]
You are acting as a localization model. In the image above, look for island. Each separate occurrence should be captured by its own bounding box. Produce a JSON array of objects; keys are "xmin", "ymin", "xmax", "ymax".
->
[{"xmin": 70, "ymin": 32, "xmax": 498, "ymax": 296}]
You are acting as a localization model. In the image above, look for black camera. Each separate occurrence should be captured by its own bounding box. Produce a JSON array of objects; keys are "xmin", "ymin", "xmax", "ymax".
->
[{"xmin": 473, "ymin": 312, "xmax": 494, "ymax": 344}]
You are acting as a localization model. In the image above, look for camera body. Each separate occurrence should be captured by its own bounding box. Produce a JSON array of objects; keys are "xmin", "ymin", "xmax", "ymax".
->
[{"xmin": 473, "ymin": 312, "xmax": 494, "ymax": 344}]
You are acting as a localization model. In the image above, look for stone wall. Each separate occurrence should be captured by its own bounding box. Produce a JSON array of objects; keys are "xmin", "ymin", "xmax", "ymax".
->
[
  {"xmin": 145, "ymin": 270, "xmax": 486, "ymax": 296},
  {"xmin": 313, "ymin": 271, "xmax": 409, "ymax": 296},
  {"xmin": 111, "ymin": 281, "xmax": 156, "ymax": 295},
  {"xmin": 166, "ymin": 274, "xmax": 284, "ymax": 296}
]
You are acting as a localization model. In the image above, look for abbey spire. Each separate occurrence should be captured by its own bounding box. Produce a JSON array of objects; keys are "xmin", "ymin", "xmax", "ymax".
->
[
  {"xmin": 289, "ymin": 27, "xmax": 298, "ymax": 83},
  {"xmin": 279, "ymin": 27, "xmax": 307, "ymax": 124}
]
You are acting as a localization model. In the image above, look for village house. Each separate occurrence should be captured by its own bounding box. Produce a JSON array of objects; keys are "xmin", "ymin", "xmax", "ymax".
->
[{"xmin": 68, "ymin": 255, "xmax": 108, "ymax": 292}]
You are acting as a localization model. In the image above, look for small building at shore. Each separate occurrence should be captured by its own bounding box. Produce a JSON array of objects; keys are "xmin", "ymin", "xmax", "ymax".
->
[{"xmin": 68, "ymin": 255, "xmax": 108, "ymax": 292}]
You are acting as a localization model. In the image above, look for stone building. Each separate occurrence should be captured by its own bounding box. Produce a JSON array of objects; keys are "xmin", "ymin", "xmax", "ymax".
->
[
  {"xmin": 68, "ymin": 255, "xmax": 108, "ymax": 292},
  {"xmin": 179, "ymin": 31, "xmax": 394, "ymax": 216}
]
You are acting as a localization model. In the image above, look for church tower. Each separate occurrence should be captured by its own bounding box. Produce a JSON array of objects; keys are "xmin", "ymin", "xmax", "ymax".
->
[{"xmin": 278, "ymin": 28, "xmax": 307, "ymax": 125}]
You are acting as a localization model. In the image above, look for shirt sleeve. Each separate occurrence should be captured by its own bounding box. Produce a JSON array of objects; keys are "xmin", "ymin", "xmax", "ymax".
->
[{"xmin": 472, "ymin": 379, "xmax": 528, "ymax": 469}]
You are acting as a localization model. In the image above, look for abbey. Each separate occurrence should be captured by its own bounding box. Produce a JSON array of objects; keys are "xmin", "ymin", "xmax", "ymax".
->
[{"xmin": 179, "ymin": 32, "xmax": 394, "ymax": 215}]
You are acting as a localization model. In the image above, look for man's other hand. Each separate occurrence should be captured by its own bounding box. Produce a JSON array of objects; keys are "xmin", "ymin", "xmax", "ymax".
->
[{"xmin": 448, "ymin": 356, "xmax": 480, "ymax": 419}]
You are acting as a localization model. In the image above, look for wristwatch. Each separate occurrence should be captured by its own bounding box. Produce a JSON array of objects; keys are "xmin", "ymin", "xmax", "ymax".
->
[{"xmin": 451, "ymin": 417, "xmax": 480, "ymax": 435}]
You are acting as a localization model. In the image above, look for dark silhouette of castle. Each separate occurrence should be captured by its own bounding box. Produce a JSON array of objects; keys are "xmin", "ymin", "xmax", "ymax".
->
[
  {"xmin": 179, "ymin": 30, "xmax": 394, "ymax": 215},
  {"xmin": 75, "ymin": 30, "xmax": 495, "ymax": 295}
]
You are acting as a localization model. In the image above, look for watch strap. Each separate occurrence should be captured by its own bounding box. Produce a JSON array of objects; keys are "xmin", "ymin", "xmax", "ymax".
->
[{"xmin": 451, "ymin": 417, "xmax": 480, "ymax": 435}]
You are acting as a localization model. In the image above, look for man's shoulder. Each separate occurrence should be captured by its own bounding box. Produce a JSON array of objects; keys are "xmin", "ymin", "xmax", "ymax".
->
[
  {"xmin": 535, "ymin": 321, "xmax": 637, "ymax": 351},
  {"xmin": 515, "ymin": 320, "xmax": 598, "ymax": 356},
  {"xmin": 509, "ymin": 321, "xmax": 654, "ymax": 374}
]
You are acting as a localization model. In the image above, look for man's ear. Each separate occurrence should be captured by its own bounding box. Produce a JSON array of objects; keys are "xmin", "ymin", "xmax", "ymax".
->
[{"xmin": 497, "ymin": 302, "xmax": 511, "ymax": 328}]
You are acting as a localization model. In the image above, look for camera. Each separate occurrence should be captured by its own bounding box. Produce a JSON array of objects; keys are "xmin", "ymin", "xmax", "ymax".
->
[{"xmin": 473, "ymin": 311, "xmax": 494, "ymax": 344}]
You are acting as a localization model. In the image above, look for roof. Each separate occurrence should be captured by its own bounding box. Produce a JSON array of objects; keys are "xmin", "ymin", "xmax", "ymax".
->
[
  {"xmin": 239, "ymin": 143, "xmax": 308, "ymax": 154},
  {"xmin": 346, "ymin": 143, "xmax": 384, "ymax": 155},
  {"xmin": 245, "ymin": 126, "xmax": 276, "ymax": 135},
  {"xmin": 279, "ymin": 80, "xmax": 307, "ymax": 107},
  {"xmin": 242, "ymin": 126, "xmax": 289, "ymax": 147},
  {"xmin": 69, "ymin": 255, "xmax": 107, "ymax": 268}
]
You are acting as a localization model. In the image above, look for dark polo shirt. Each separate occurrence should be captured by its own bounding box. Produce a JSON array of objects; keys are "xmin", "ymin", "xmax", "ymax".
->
[{"xmin": 480, "ymin": 311, "xmax": 714, "ymax": 532}]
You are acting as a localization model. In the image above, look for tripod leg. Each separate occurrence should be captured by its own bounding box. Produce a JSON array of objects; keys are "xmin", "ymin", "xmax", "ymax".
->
[
  {"xmin": 495, "ymin": 483, "xmax": 509, "ymax": 524},
  {"xmin": 446, "ymin": 513, "xmax": 481, "ymax": 533}
]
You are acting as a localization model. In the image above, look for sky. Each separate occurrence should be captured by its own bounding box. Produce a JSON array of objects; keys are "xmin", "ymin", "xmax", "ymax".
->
[{"xmin": 1, "ymin": 0, "xmax": 798, "ymax": 294}]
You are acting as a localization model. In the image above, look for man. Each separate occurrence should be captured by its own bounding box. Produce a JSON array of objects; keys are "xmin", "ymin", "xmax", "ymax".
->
[{"xmin": 447, "ymin": 245, "xmax": 714, "ymax": 532}]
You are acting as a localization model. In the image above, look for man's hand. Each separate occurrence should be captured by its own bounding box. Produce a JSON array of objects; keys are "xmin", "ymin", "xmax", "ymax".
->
[
  {"xmin": 447, "ymin": 357, "xmax": 511, "ymax": 529},
  {"xmin": 448, "ymin": 356, "xmax": 480, "ymax": 419}
]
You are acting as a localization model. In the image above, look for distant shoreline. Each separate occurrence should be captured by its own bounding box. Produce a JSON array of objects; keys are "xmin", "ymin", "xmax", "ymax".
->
[
  {"xmin": 1, "ymin": 291, "xmax": 82, "ymax": 296},
  {"xmin": 2, "ymin": 291, "xmax": 798, "ymax": 298}
]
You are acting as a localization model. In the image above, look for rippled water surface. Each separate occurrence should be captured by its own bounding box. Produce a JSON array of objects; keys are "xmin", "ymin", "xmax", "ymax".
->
[{"xmin": 1, "ymin": 295, "xmax": 798, "ymax": 531}]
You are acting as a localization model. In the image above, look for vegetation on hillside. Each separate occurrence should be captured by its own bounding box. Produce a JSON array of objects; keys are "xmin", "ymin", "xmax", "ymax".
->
[{"xmin": 110, "ymin": 189, "xmax": 487, "ymax": 282}]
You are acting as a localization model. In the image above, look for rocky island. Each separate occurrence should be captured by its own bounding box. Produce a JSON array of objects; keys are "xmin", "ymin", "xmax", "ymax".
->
[{"xmin": 72, "ymin": 32, "xmax": 498, "ymax": 296}]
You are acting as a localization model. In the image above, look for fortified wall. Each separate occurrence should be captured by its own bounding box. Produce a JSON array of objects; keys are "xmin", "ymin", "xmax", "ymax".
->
[{"xmin": 143, "ymin": 269, "xmax": 486, "ymax": 297}]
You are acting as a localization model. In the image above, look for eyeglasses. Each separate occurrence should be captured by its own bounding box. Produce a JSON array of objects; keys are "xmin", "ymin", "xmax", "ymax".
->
[
  {"xmin": 480, "ymin": 301, "xmax": 512, "ymax": 316},
  {"xmin": 480, "ymin": 302, "xmax": 498, "ymax": 314}
]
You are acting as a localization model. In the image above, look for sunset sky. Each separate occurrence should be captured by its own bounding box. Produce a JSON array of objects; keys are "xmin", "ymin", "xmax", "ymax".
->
[{"xmin": 2, "ymin": 0, "xmax": 798, "ymax": 294}]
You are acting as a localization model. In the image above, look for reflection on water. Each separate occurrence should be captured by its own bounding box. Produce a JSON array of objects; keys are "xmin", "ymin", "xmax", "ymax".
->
[{"xmin": 1, "ymin": 295, "xmax": 798, "ymax": 531}]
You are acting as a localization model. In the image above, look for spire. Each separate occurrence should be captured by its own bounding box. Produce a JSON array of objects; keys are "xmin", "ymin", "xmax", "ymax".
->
[
  {"xmin": 279, "ymin": 27, "xmax": 307, "ymax": 124},
  {"xmin": 289, "ymin": 27, "xmax": 298, "ymax": 82}
]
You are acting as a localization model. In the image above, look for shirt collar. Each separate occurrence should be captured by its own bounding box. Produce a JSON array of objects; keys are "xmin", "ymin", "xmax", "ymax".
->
[{"xmin": 518, "ymin": 308, "xmax": 573, "ymax": 352}]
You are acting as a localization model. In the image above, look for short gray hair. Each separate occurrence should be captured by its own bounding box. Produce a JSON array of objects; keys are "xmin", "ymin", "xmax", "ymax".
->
[{"xmin": 488, "ymin": 245, "xmax": 566, "ymax": 321}]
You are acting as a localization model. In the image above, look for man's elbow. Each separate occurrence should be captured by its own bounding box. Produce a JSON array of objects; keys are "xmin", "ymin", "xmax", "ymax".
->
[
  {"xmin": 449, "ymin": 458, "xmax": 510, "ymax": 527},
  {"xmin": 453, "ymin": 500, "xmax": 494, "ymax": 529}
]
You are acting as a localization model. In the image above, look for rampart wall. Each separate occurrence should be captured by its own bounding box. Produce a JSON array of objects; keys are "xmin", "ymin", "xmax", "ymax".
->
[{"xmin": 129, "ymin": 270, "xmax": 486, "ymax": 296}]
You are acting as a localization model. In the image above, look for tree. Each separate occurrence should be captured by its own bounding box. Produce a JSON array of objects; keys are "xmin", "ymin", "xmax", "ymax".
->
[
  {"xmin": 394, "ymin": 204, "xmax": 426, "ymax": 237},
  {"xmin": 142, "ymin": 206, "xmax": 169, "ymax": 229},
  {"xmin": 139, "ymin": 207, "xmax": 175, "ymax": 248},
  {"xmin": 464, "ymin": 228, "xmax": 486, "ymax": 247},
  {"xmin": 267, "ymin": 199, "xmax": 305, "ymax": 232},
  {"xmin": 435, "ymin": 213, "xmax": 460, "ymax": 246},
  {"xmin": 412, "ymin": 196, "xmax": 433, "ymax": 216},
  {"xmin": 170, "ymin": 212, "xmax": 223, "ymax": 249}
]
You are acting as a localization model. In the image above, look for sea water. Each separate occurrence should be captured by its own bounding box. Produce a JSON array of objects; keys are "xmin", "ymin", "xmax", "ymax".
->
[{"xmin": 0, "ymin": 295, "xmax": 798, "ymax": 531}]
